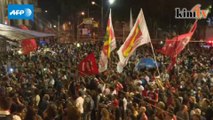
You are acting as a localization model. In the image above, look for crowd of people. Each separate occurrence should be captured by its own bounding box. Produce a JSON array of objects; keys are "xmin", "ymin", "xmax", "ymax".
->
[{"xmin": 0, "ymin": 40, "xmax": 213, "ymax": 120}]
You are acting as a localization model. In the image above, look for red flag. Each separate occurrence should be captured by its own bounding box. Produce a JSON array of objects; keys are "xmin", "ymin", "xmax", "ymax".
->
[
  {"xmin": 157, "ymin": 38, "xmax": 178, "ymax": 57},
  {"xmin": 21, "ymin": 39, "xmax": 37, "ymax": 55},
  {"xmin": 19, "ymin": 25, "xmax": 29, "ymax": 30},
  {"xmin": 171, "ymin": 21, "xmax": 197, "ymax": 57},
  {"xmin": 19, "ymin": 25, "xmax": 38, "ymax": 54},
  {"xmin": 159, "ymin": 21, "xmax": 197, "ymax": 72},
  {"xmin": 78, "ymin": 53, "xmax": 99, "ymax": 76},
  {"xmin": 158, "ymin": 21, "xmax": 197, "ymax": 58},
  {"xmin": 166, "ymin": 57, "xmax": 176, "ymax": 72}
]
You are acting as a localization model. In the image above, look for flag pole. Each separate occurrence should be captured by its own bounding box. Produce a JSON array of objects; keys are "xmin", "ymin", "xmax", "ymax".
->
[
  {"xmin": 130, "ymin": 8, "xmax": 133, "ymax": 31},
  {"xmin": 149, "ymin": 41, "xmax": 161, "ymax": 76}
]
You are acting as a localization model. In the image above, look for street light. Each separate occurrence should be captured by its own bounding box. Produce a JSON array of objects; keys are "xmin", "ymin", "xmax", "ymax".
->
[
  {"xmin": 81, "ymin": 11, "xmax": 85, "ymax": 16},
  {"xmin": 91, "ymin": 0, "xmax": 115, "ymax": 34},
  {"xmin": 77, "ymin": 11, "xmax": 86, "ymax": 42},
  {"xmin": 91, "ymin": 1, "xmax": 103, "ymax": 34},
  {"xmin": 91, "ymin": 1, "xmax": 96, "ymax": 5},
  {"xmin": 109, "ymin": 0, "xmax": 115, "ymax": 5}
]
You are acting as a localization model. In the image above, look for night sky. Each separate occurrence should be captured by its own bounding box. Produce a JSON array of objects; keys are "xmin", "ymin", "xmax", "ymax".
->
[{"xmin": 38, "ymin": 0, "xmax": 213, "ymax": 31}]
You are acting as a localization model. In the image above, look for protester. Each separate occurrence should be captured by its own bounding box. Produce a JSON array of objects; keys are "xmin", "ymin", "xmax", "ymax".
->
[{"xmin": 0, "ymin": 40, "xmax": 212, "ymax": 120}]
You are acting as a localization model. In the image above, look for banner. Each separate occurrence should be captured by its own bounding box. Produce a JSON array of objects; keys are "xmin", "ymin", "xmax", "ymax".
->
[
  {"xmin": 79, "ymin": 53, "xmax": 99, "ymax": 76},
  {"xmin": 117, "ymin": 9, "xmax": 151, "ymax": 73},
  {"xmin": 99, "ymin": 9, "xmax": 116, "ymax": 72},
  {"xmin": 21, "ymin": 39, "xmax": 37, "ymax": 54}
]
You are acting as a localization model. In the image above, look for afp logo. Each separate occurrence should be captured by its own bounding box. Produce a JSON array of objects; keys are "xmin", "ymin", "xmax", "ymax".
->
[{"xmin": 8, "ymin": 4, "xmax": 34, "ymax": 20}]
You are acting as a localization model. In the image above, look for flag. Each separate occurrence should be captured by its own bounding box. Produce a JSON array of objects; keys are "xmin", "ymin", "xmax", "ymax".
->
[
  {"xmin": 99, "ymin": 9, "xmax": 116, "ymax": 72},
  {"xmin": 157, "ymin": 38, "xmax": 178, "ymax": 57},
  {"xmin": 99, "ymin": 51, "xmax": 108, "ymax": 73},
  {"xmin": 21, "ymin": 39, "xmax": 37, "ymax": 55},
  {"xmin": 19, "ymin": 25, "xmax": 29, "ymax": 30},
  {"xmin": 117, "ymin": 9, "xmax": 151, "ymax": 73},
  {"xmin": 130, "ymin": 8, "xmax": 133, "ymax": 31},
  {"xmin": 19, "ymin": 25, "xmax": 37, "ymax": 54},
  {"xmin": 79, "ymin": 53, "xmax": 99, "ymax": 76},
  {"xmin": 158, "ymin": 21, "xmax": 197, "ymax": 58},
  {"xmin": 158, "ymin": 21, "xmax": 197, "ymax": 72},
  {"xmin": 172, "ymin": 21, "xmax": 197, "ymax": 57},
  {"xmin": 166, "ymin": 57, "xmax": 177, "ymax": 72}
]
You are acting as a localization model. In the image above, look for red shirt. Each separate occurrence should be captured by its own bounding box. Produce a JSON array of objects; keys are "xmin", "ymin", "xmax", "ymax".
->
[{"xmin": 113, "ymin": 98, "xmax": 119, "ymax": 108}]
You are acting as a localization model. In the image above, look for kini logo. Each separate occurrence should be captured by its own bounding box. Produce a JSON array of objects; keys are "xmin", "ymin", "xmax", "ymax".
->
[
  {"xmin": 8, "ymin": 4, "xmax": 34, "ymax": 20},
  {"xmin": 175, "ymin": 4, "xmax": 210, "ymax": 19}
]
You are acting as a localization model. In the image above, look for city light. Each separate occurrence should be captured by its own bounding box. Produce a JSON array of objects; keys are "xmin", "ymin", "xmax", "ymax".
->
[
  {"xmin": 45, "ymin": 10, "xmax": 48, "ymax": 13},
  {"xmin": 109, "ymin": 0, "xmax": 115, "ymax": 5},
  {"xmin": 81, "ymin": 11, "xmax": 85, "ymax": 16},
  {"xmin": 91, "ymin": 1, "xmax": 96, "ymax": 5},
  {"xmin": 53, "ymin": 25, "xmax": 57, "ymax": 28}
]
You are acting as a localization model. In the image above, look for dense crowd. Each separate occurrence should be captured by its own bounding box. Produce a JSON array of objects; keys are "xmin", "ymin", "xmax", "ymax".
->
[{"xmin": 0, "ymin": 40, "xmax": 213, "ymax": 120}]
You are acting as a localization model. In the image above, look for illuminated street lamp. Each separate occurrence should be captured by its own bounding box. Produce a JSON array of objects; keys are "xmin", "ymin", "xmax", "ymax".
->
[
  {"xmin": 91, "ymin": 1, "xmax": 96, "ymax": 5},
  {"xmin": 81, "ymin": 11, "xmax": 85, "ymax": 16},
  {"xmin": 77, "ymin": 11, "xmax": 86, "ymax": 42},
  {"xmin": 109, "ymin": 0, "xmax": 115, "ymax": 5},
  {"xmin": 91, "ymin": 0, "xmax": 115, "ymax": 34},
  {"xmin": 91, "ymin": 1, "xmax": 103, "ymax": 33}
]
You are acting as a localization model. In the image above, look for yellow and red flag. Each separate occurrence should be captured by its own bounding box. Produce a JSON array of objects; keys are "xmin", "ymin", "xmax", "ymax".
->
[
  {"xmin": 99, "ymin": 9, "xmax": 116, "ymax": 73},
  {"xmin": 117, "ymin": 9, "xmax": 151, "ymax": 73}
]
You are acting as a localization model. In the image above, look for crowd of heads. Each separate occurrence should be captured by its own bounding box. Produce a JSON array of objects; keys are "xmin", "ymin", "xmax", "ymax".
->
[{"xmin": 0, "ymin": 40, "xmax": 212, "ymax": 120}]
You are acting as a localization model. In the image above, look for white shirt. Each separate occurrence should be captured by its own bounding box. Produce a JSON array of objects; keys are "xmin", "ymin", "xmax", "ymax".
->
[
  {"xmin": 48, "ymin": 79, "xmax": 55, "ymax": 87},
  {"xmin": 35, "ymin": 94, "xmax": 40, "ymax": 106},
  {"xmin": 123, "ymin": 97, "xmax": 128, "ymax": 111},
  {"xmin": 75, "ymin": 96, "xmax": 84, "ymax": 114},
  {"xmin": 13, "ymin": 115, "xmax": 21, "ymax": 120}
]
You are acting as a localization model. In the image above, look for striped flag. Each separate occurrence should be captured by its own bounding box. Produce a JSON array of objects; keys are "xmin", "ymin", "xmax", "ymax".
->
[
  {"xmin": 99, "ymin": 9, "xmax": 116, "ymax": 73},
  {"xmin": 117, "ymin": 9, "xmax": 151, "ymax": 73}
]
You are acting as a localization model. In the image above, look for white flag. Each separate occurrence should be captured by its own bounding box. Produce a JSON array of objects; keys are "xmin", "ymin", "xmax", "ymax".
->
[
  {"xmin": 117, "ymin": 9, "xmax": 151, "ymax": 73},
  {"xmin": 99, "ymin": 9, "xmax": 116, "ymax": 73}
]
